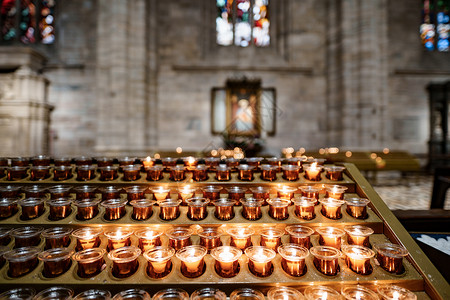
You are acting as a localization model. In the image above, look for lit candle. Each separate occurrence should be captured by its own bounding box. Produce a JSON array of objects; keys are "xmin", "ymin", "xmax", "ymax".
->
[
  {"xmin": 344, "ymin": 225, "xmax": 374, "ymax": 248},
  {"xmin": 166, "ymin": 227, "xmax": 193, "ymax": 251},
  {"xmin": 108, "ymin": 246, "xmax": 141, "ymax": 278},
  {"xmin": 346, "ymin": 197, "xmax": 371, "ymax": 219},
  {"xmin": 304, "ymin": 162, "xmax": 322, "ymax": 181},
  {"xmin": 310, "ymin": 246, "xmax": 341, "ymax": 276},
  {"xmin": 176, "ymin": 245, "xmax": 207, "ymax": 278},
  {"xmin": 134, "ymin": 228, "xmax": 163, "ymax": 251},
  {"xmin": 320, "ymin": 198, "xmax": 345, "ymax": 219},
  {"xmin": 304, "ymin": 286, "xmax": 341, "ymax": 299},
  {"xmin": 245, "ymin": 246, "xmax": 276, "ymax": 277},
  {"xmin": 72, "ymin": 227, "xmax": 102, "ymax": 251},
  {"xmin": 183, "ymin": 156, "xmax": 198, "ymax": 169},
  {"xmin": 226, "ymin": 227, "xmax": 254, "ymax": 250},
  {"xmin": 342, "ymin": 245, "xmax": 375, "ymax": 275},
  {"xmin": 276, "ymin": 185, "xmax": 297, "ymax": 200},
  {"xmin": 341, "ymin": 286, "xmax": 380, "ymax": 300},
  {"xmin": 324, "ymin": 185, "xmax": 348, "ymax": 200},
  {"xmin": 267, "ymin": 198, "xmax": 291, "ymax": 220},
  {"xmin": 210, "ymin": 246, "xmax": 242, "ymax": 278},
  {"xmin": 177, "ymin": 185, "xmax": 196, "ymax": 205},
  {"xmin": 240, "ymin": 197, "xmax": 264, "ymax": 221},
  {"xmin": 142, "ymin": 156, "xmax": 154, "ymax": 168},
  {"xmin": 267, "ymin": 286, "xmax": 305, "ymax": 300},
  {"xmin": 376, "ymin": 285, "xmax": 417, "ymax": 300},
  {"xmin": 259, "ymin": 228, "xmax": 284, "ymax": 252},
  {"xmin": 143, "ymin": 246, "xmax": 175, "ymax": 279},
  {"xmin": 278, "ymin": 244, "xmax": 309, "ymax": 277},
  {"xmin": 316, "ymin": 226, "xmax": 346, "ymax": 249},
  {"xmin": 104, "ymin": 227, "xmax": 134, "ymax": 252},
  {"xmin": 285, "ymin": 225, "xmax": 314, "ymax": 249},
  {"xmin": 374, "ymin": 243, "xmax": 408, "ymax": 274},
  {"xmin": 292, "ymin": 197, "xmax": 316, "ymax": 220},
  {"xmin": 152, "ymin": 187, "xmax": 171, "ymax": 201}
]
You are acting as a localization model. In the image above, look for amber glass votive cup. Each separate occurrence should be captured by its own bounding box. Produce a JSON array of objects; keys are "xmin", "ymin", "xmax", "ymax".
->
[
  {"xmin": 240, "ymin": 197, "xmax": 264, "ymax": 221},
  {"xmin": 197, "ymin": 227, "xmax": 222, "ymax": 252},
  {"xmin": 292, "ymin": 197, "xmax": 316, "ymax": 220},
  {"xmin": 0, "ymin": 185, "xmax": 22, "ymax": 198},
  {"xmin": 169, "ymin": 165, "xmax": 186, "ymax": 181},
  {"xmin": 98, "ymin": 166, "xmax": 118, "ymax": 181},
  {"xmin": 316, "ymin": 226, "xmax": 346, "ymax": 249},
  {"xmin": 325, "ymin": 166, "xmax": 346, "ymax": 181},
  {"xmin": 186, "ymin": 197, "xmax": 210, "ymax": 221},
  {"xmin": 346, "ymin": 198, "xmax": 371, "ymax": 219},
  {"xmin": 344, "ymin": 225, "xmax": 374, "ymax": 248},
  {"xmin": 166, "ymin": 227, "xmax": 193, "ymax": 251},
  {"xmin": 192, "ymin": 165, "xmax": 209, "ymax": 181},
  {"xmin": 267, "ymin": 198, "xmax": 290, "ymax": 220},
  {"xmin": 0, "ymin": 197, "xmax": 18, "ymax": 219},
  {"xmin": 143, "ymin": 246, "xmax": 175, "ymax": 279},
  {"xmin": 4, "ymin": 247, "xmax": 40, "ymax": 278},
  {"xmin": 276, "ymin": 185, "xmax": 297, "ymax": 200},
  {"xmin": 304, "ymin": 286, "xmax": 341, "ymax": 300},
  {"xmin": 7, "ymin": 166, "xmax": 28, "ymax": 181},
  {"xmin": 130, "ymin": 199, "xmax": 155, "ymax": 220},
  {"xmin": 176, "ymin": 245, "xmax": 208, "ymax": 278},
  {"xmin": 245, "ymin": 246, "xmax": 276, "ymax": 277},
  {"xmin": 201, "ymin": 185, "xmax": 223, "ymax": 202},
  {"xmin": 310, "ymin": 246, "xmax": 341, "ymax": 276},
  {"xmin": 101, "ymin": 199, "xmax": 127, "ymax": 221},
  {"xmin": 73, "ymin": 185, "xmax": 98, "ymax": 200},
  {"xmin": 19, "ymin": 198, "xmax": 45, "ymax": 220},
  {"xmin": 72, "ymin": 227, "xmax": 102, "ymax": 251},
  {"xmin": 48, "ymin": 185, "xmax": 73, "ymax": 199},
  {"xmin": 320, "ymin": 198, "xmax": 346, "ymax": 219},
  {"xmin": 278, "ymin": 244, "xmax": 309, "ymax": 277},
  {"xmin": 76, "ymin": 165, "xmax": 96, "ymax": 181},
  {"xmin": 237, "ymin": 164, "xmax": 255, "ymax": 181},
  {"xmin": 99, "ymin": 186, "xmax": 122, "ymax": 201},
  {"xmin": 285, "ymin": 225, "xmax": 314, "ymax": 249},
  {"xmin": 342, "ymin": 245, "xmax": 375, "ymax": 275},
  {"xmin": 157, "ymin": 199, "xmax": 181, "ymax": 221},
  {"xmin": 212, "ymin": 198, "xmax": 236, "ymax": 221},
  {"xmin": 104, "ymin": 227, "xmax": 133, "ymax": 251},
  {"xmin": 122, "ymin": 165, "xmax": 141, "ymax": 181},
  {"xmin": 374, "ymin": 243, "xmax": 408, "ymax": 274},
  {"xmin": 38, "ymin": 248, "xmax": 73, "ymax": 278},
  {"xmin": 303, "ymin": 164, "xmax": 323, "ymax": 181},
  {"xmin": 134, "ymin": 228, "xmax": 163, "ymax": 252},
  {"xmin": 324, "ymin": 185, "xmax": 348, "ymax": 200},
  {"xmin": 152, "ymin": 187, "xmax": 171, "ymax": 201},
  {"xmin": 250, "ymin": 186, "xmax": 270, "ymax": 205},
  {"xmin": 226, "ymin": 227, "xmax": 254, "ymax": 251},
  {"xmin": 74, "ymin": 198, "xmax": 101, "ymax": 220},
  {"xmin": 260, "ymin": 164, "xmax": 277, "ymax": 181},
  {"xmin": 376, "ymin": 285, "xmax": 417, "ymax": 300},
  {"xmin": 42, "ymin": 227, "xmax": 73, "ymax": 249},
  {"xmin": 53, "ymin": 166, "xmax": 73, "ymax": 181},
  {"xmin": 210, "ymin": 246, "xmax": 242, "ymax": 278},
  {"xmin": 281, "ymin": 165, "xmax": 300, "ymax": 181},
  {"xmin": 146, "ymin": 165, "xmax": 164, "ymax": 181},
  {"xmin": 73, "ymin": 248, "xmax": 106, "ymax": 278},
  {"xmin": 108, "ymin": 246, "xmax": 141, "ymax": 278},
  {"xmin": 29, "ymin": 166, "xmax": 50, "ymax": 181},
  {"xmin": 259, "ymin": 228, "xmax": 284, "ymax": 252},
  {"xmin": 48, "ymin": 198, "xmax": 72, "ymax": 220},
  {"xmin": 216, "ymin": 165, "xmax": 231, "ymax": 181}
]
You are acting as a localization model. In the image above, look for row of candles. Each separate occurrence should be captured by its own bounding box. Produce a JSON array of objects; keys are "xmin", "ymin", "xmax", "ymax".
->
[
  {"xmin": 0, "ymin": 284, "xmax": 418, "ymax": 300},
  {"xmin": 0, "ymin": 224, "xmax": 409, "ymax": 278}
]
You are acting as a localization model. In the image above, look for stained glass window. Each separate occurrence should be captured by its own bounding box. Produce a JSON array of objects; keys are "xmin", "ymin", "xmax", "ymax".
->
[
  {"xmin": 0, "ymin": 0, "xmax": 55, "ymax": 44},
  {"xmin": 421, "ymin": 0, "xmax": 449, "ymax": 52},
  {"xmin": 216, "ymin": 0, "xmax": 270, "ymax": 47}
]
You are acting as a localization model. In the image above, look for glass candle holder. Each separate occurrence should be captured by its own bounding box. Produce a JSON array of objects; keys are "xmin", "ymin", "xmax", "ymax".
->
[
  {"xmin": 10, "ymin": 157, "xmax": 30, "ymax": 167},
  {"xmin": 286, "ymin": 156, "xmax": 306, "ymax": 167},
  {"xmin": 7, "ymin": 166, "xmax": 28, "ymax": 181},
  {"xmin": 267, "ymin": 198, "xmax": 291, "ymax": 220},
  {"xmin": 143, "ymin": 246, "xmax": 175, "ymax": 279},
  {"xmin": 169, "ymin": 165, "xmax": 186, "ymax": 181},
  {"xmin": 192, "ymin": 165, "xmax": 209, "ymax": 181},
  {"xmin": 310, "ymin": 246, "xmax": 341, "ymax": 276},
  {"xmin": 285, "ymin": 225, "xmax": 315, "ymax": 249},
  {"xmin": 74, "ymin": 289, "xmax": 111, "ymax": 300},
  {"xmin": 98, "ymin": 166, "xmax": 119, "ymax": 181},
  {"xmin": 0, "ymin": 227, "xmax": 11, "ymax": 245},
  {"xmin": 281, "ymin": 165, "xmax": 300, "ymax": 181},
  {"xmin": 346, "ymin": 198, "xmax": 371, "ymax": 219},
  {"xmin": 108, "ymin": 246, "xmax": 141, "ymax": 278},
  {"xmin": 124, "ymin": 185, "xmax": 149, "ymax": 203},
  {"xmin": 341, "ymin": 286, "xmax": 380, "ymax": 300},
  {"xmin": 304, "ymin": 163, "xmax": 323, "ymax": 181},
  {"xmin": 245, "ymin": 157, "xmax": 264, "ymax": 170},
  {"xmin": 320, "ymin": 198, "xmax": 346, "ymax": 219},
  {"xmin": 267, "ymin": 157, "xmax": 284, "ymax": 171},
  {"xmin": 183, "ymin": 156, "xmax": 198, "ymax": 169},
  {"xmin": 376, "ymin": 285, "xmax": 417, "ymax": 300},
  {"xmin": 53, "ymin": 165, "xmax": 73, "ymax": 181},
  {"xmin": 31, "ymin": 155, "xmax": 50, "ymax": 166},
  {"xmin": 152, "ymin": 289, "xmax": 188, "ymax": 300},
  {"xmin": 118, "ymin": 156, "xmax": 136, "ymax": 168},
  {"xmin": 191, "ymin": 288, "xmax": 227, "ymax": 300},
  {"xmin": 249, "ymin": 186, "xmax": 270, "ymax": 205},
  {"xmin": 135, "ymin": 228, "xmax": 163, "ymax": 251},
  {"xmin": 23, "ymin": 185, "xmax": 47, "ymax": 198},
  {"xmin": 122, "ymin": 165, "xmax": 141, "ymax": 181},
  {"xmin": 152, "ymin": 186, "xmax": 171, "ymax": 201},
  {"xmin": 240, "ymin": 197, "xmax": 264, "ymax": 221},
  {"xmin": 292, "ymin": 197, "xmax": 316, "ymax": 220},
  {"xmin": 74, "ymin": 198, "xmax": 102, "ymax": 220},
  {"xmin": 47, "ymin": 198, "xmax": 72, "ymax": 220},
  {"xmin": 226, "ymin": 158, "xmax": 240, "ymax": 171},
  {"xmin": 177, "ymin": 185, "xmax": 196, "ymax": 205},
  {"xmin": 0, "ymin": 288, "xmax": 36, "ymax": 300},
  {"xmin": 34, "ymin": 287, "xmax": 72, "ymax": 300},
  {"xmin": 325, "ymin": 166, "xmax": 346, "ymax": 181},
  {"xmin": 42, "ymin": 227, "xmax": 73, "ymax": 249},
  {"xmin": 166, "ymin": 227, "xmax": 193, "ymax": 251},
  {"xmin": 73, "ymin": 248, "xmax": 106, "ymax": 278},
  {"xmin": 316, "ymin": 227, "xmax": 346, "ymax": 249},
  {"xmin": 325, "ymin": 185, "xmax": 348, "ymax": 200},
  {"xmin": 276, "ymin": 185, "xmax": 297, "ymax": 200},
  {"xmin": 227, "ymin": 186, "xmax": 246, "ymax": 204},
  {"xmin": 260, "ymin": 164, "xmax": 277, "ymax": 181},
  {"xmin": 0, "ymin": 197, "xmax": 18, "ymax": 219},
  {"xmin": 278, "ymin": 244, "xmax": 309, "ymax": 277},
  {"xmin": 157, "ymin": 199, "xmax": 182, "ymax": 221},
  {"xmin": 344, "ymin": 225, "xmax": 374, "ymax": 248},
  {"xmin": 75, "ymin": 156, "xmax": 93, "ymax": 166},
  {"xmin": 73, "ymin": 185, "xmax": 98, "ymax": 200},
  {"xmin": 205, "ymin": 157, "xmax": 221, "ymax": 171},
  {"xmin": 95, "ymin": 156, "xmax": 114, "ymax": 167},
  {"xmin": 216, "ymin": 165, "xmax": 231, "ymax": 181},
  {"xmin": 98, "ymin": 186, "xmax": 122, "ymax": 201},
  {"xmin": 201, "ymin": 185, "xmax": 223, "ymax": 202},
  {"xmin": 342, "ymin": 245, "xmax": 375, "ymax": 275},
  {"xmin": 304, "ymin": 286, "xmax": 341, "ymax": 300},
  {"xmin": 259, "ymin": 228, "xmax": 284, "ymax": 252},
  {"xmin": 19, "ymin": 198, "xmax": 45, "ymax": 220},
  {"xmin": 104, "ymin": 227, "xmax": 133, "ymax": 251},
  {"xmin": 227, "ymin": 227, "xmax": 254, "ymax": 250},
  {"xmin": 267, "ymin": 287, "xmax": 305, "ymax": 300},
  {"xmin": 210, "ymin": 246, "xmax": 242, "ymax": 278},
  {"xmin": 29, "ymin": 166, "xmax": 50, "ymax": 181},
  {"xmin": 230, "ymin": 288, "xmax": 265, "ymax": 300},
  {"xmin": 113, "ymin": 290, "xmax": 151, "ymax": 300},
  {"xmin": 38, "ymin": 248, "xmax": 74, "ymax": 278},
  {"xmin": 312, "ymin": 158, "xmax": 327, "ymax": 165},
  {"xmin": 54, "ymin": 157, "xmax": 72, "ymax": 166},
  {"xmin": 76, "ymin": 165, "xmax": 96, "ymax": 181},
  {"xmin": 237, "ymin": 164, "xmax": 255, "ymax": 181},
  {"xmin": 130, "ymin": 199, "xmax": 155, "ymax": 220},
  {"xmin": 374, "ymin": 243, "xmax": 408, "ymax": 274},
  {"xmin": 299, "ymin": 185, "xmax": 321, "ymax": 200},
  {"xmin": 48, "ymin": 185, "xmax": 72, "ymax": 199},
  {"xmin": 245, "ymin": 246, "xmax": 276, "ymax": 277},
  {"xmin": 161, "ymin": 157, "xmax": 178, "ymax": 171},
  {"xmin": 176, "ymin": 245, "xmax": 207, "ymax": 278},
  {"xmin": 212, "ymin": 198, "xmax": 236, "ymax": 221},
  {"xmin": 146, "ymin": 165, "xmax": 164, "ymax": 181},
  {"xmin": 0, "ymin": 185, "xmax": 22, "ymax": 198},
  {"xmin": 198, "ymin": 227, "xmax": 222, "ymax": 252},
  {"xmin": 4, "ymin": 247, "xmax": 40, "ymax": 277},
  {"xmin": 101, "ymin": 199, "xmax": 127, "ymax": 221},
  {"xmin": 72, "ymin": 227, "xmax": 102, "ymax": 251},
  {"xmin": 140, "ymin": 156, "xmax": 154, "ymax": 170}
]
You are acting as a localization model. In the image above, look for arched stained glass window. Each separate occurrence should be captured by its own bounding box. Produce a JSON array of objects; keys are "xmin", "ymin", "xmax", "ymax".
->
[
  {"xmin": 216, "ymin": 0, "xmax": 270, "ymax": 47},
  {"xmin": 421, "ymin": 0, "xmax": 449, "ymax": 52},
  {"xmin": 0, "ymin": 0, "xmax": 55, "ymax": 44}
]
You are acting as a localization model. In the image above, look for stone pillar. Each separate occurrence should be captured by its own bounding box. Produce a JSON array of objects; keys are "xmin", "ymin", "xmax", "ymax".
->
[
  {"xmin": 326, "ymin": 0, "xmax": 388, "ymax": 149},
  {"xmin": 0, "ymin": 47, "xmax": 53, "ymax": 156},
  {"xmin": 95, "ymin": 0, "xmax": 153, "ymax": 155}
]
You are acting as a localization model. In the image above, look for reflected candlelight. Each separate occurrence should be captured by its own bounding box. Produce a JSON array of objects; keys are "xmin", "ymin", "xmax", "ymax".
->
[
  {"xmin": 210, "ymin": 246, "xmax": 242, "ymax": 278},
  {"xmin": 285, "ymin": 225, "xmax": 314, "ymax": 249},
  {"xmin": 316, "ymin": 226, "xmax": 346, "ymax": 249},
  {"xmin": 310, "ymin": 246, "xmax": 341, "ymax": 276},
  {"xmin": 103, "ymin": 227, "xmax": 133, "ymax": 251},
  {"xmin": 267, "ymin": 198, "xmax": 290, "ymax": 220},
  {"xmin": 278, "ymin": 244, "xmax": 309, "ymax": 277},
  {"xmin": 304, "ymin": 163, "xmax": 322, "ymax": 181},
  {"xmin": 212, "ymin": 198, "xmax": 236, "ymax": 221},
  {"xmin": 76, "ymin": 165, "xmax": 96, "ymax": 181},
  {"xmin": 346, "ymin": 197, "xmax": 371, "ymax": 219},
  {"xmin": 38, "ymin": 248, "xmax": 73, "ymax": 278},
  {"xmin": 226, "ymin": 227, "xmax": 254, "ymax": 251},
  {"xmin": 249, "ymin": 186, "xmax": 270, "ymax": 205},
  {"xmin": 304, "ymin": 286, "xmax": 341, "ymax": 300},
  {"xmin": 134, "ymin": 228, "xmax": 163, "ymax": 251},
  {"xmin": 108, "ymin": 246, "xmax": 141, "ymax": 278},
  {"xmin": 227, "ymin": 186, "xmax": 246, "ymax": 204},
  {"xmin": 281, "ymin": 165, "xmax": 300, "ymax": 181},
  {"xmin": 342, "ymin": 245, "xmax": 375, "ymax": 275},
  {"xmin": 0, "ymin": 197, "xmax": 18, "ymax": 219},
  {"xmin": 267, "ymin": 286, "xmax": 305, "ymax": 300},
  {"xmin": 73, "ymin": 248, "xmax": 106, "ymax": 278},
  {"xmin": 157, "ymin": 199, "xmax": 182, "ymax": 221},
  {"xmin": 73, "ymin": 185, "xmax": 97, "ymax": 200},
  {"xmin": 52, "ymin": 166, "xmax": 72, "ymax": 181},
  {"xmin": 122, "ymin": 165, "xmax": 141, "ymax": 181},
  {"xmin": 29, "ymin": 166, "xmax": 50, "ymax": 181},
  {"xmin": 152, "ymin": 187, "xmax": 171, "ymax": 201},
  {"xmin": 98, "ymin": 186, "xmax": 122, "ymax": 201},
  {"xmin": 259, "ymin": 228, "xmax": 284, "ymax": 252},
  {"xmin": 240, "ymin": 197, "xmax": 264, "ymax": 221},
  {"xmin": 374, "ymin": 243, "xmax": 408, "ymax": 274},
  {"xmin": 344, "ymin": 225, "xmax": 374, "ymax": 248},
  {"xmin": 324, "ymin": 185, "xmax": 348, "ymax": 200},
  {"xmin": 19, "ymin": 198, "xmax": 45, "ymax": 220},
  {"xmin": 320, "ymin": 198, "xmax": 345, "ymax": 219},
  {"xmin": 143, "ymin": 246, "xmax": 175, "ymax": 279},
  {"xmin": 376, "ymin": 285, "xmax": 417, "ymax": 300},
  {"xmin": 42, "ymin": 227, "xmax": 73, "ymax": 249},
  {"xmin": 130, "ymin": 199, "xmax": 155, "ymax": 220},
  {"xmin": 292, "ymin": 197, "xmax": 316, "ymax": 220},
  {"xmin": 10, "ymin": 226, "xmax": 43, "ymax": 248},
  {"xmin": 166, "ymin": 227, "xmax": 193, "ymax": 251},
  {"xmin": 276, "ymin": 185, "xmax": 297, "ymax": 200},
  {"xmin": 124, "ymin": 186, "xmax": 147, "ymax": 202},
  {"xmin": 230, "ymin": 288, "xmax": 265, "ymax": 300},
  {"xmin": 142, "ymin": 156, "xmax": 154, "ymax": 169},
  {"xmin": 176, "ymin": 245, "xmax": 207, "ymax": 278},
  {"xmin": 298, "ymin": 185, "xmax": 321, "ymax": 200},
  {"xmin": 197, "ymin": 227, "xmax": 222, "ymax": 252},
  {"xmin": 72, "ymin": 227, "xmax": 102, "ymax": 251},
  {"xmin": 341, "ymin": 286, "xmax": 380, "ymax": 300},
  {"xmin": 245, "ymin": 246, "xmax": 276, "ymax": 277},
  {"xmin": 186, "ymin": 197, "xmax": 210, "ymax": 221}
]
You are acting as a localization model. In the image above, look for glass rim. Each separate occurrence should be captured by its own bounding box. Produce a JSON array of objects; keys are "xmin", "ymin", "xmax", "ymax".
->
[
  {"xmin": 341, "ymin": 285, "xmax": 380, "ymax": 300},
  {"xmin": 71, "ymin": 227, "xmax": 103, "ymax": 238},
  {"xmin": 267, "ymin": 198, "xmax": 291, "ymax": 207},
  {"xmin": 0, "ymin": 288, "xmax": 36, "ymax": 300},
  {"xmin": 73, "ymin": 289, "xmax": 111, "ymax": 300},
  {"xmin": 100, "ymin": 198, "xmax": 128, "ymax": 208},
  {"xmin": 38, "ymin": 247, "xmax": 74, "ymax": 261},
  {"xmin": 185, "ymin": 197, "xmax": 210, "ymax": 207},
  {"xmin": 42, "ymin": 227, "xmax": 73, "ymax": 238},
  {"xmin": 230, "ymin": 288, "xmax": 265, "ymax": 300},
  {"xmin": 267, "ymin": 286, "xmax": 305, "ymax": 300},
  {"xmin": 341, "ymin": 245, "xmax": 375, "ymax": 259},
  {"xmin": 277, "ymin": 243, "xmax": 309, "ymax": 261},
  {"xmin": 201, "ymin": 185, "xmax": 223, "ymax": 192},
  {"xmin": 315, "ymin": 226, "xmax": 346, "ymax": 237},
  {"xmin": 376, "ymin": 285, "xmax": 416, "ymax": 300},
  {"xmin": 10, "ymin": 226, "xmax": 44, "ymax": 238},
  {"xmin": 292, "ymin": 197, "xmax": 316, "ymax": 206},
  {"xmin": 4, "ymin": 247, "xmax": 41, "ymax": 262},
  {"xmin": 73, "ymin": 248, "xmax": 106, "ymax": 263},
  {"xmin": 373, "ymin": 243, "xmax": 409, "ymax": 257},
  {"xmin": 134, "ymin": 228, "xmax": 164, "ymax": 239},
  {"xmin": 73, "ymin": 198, "xmax": 102, "ymax": 207},
  {"xmin": 226, "ymin": 227, "xmax": 254, "ymax": 237},
  {"xmin": 165, "ymin": 227, "xmax": 194, "ymax": 239},
  {"xmin": 197, "ymin": 227, "xmax": 223, "ymax": 238},
  {"xmin": 47, "ymin": 198, "xmax": 72, "ymax": 206},
  {"xmin": 152, "ymin": 289, "xmax": 188, "ymax": 300},
  {"xmin": 157, "ymin": 199, "xmax": 182, "ymax": 207},
  {"xmin": 34, "ymin": 287, "xmax": 74, "ymax": 300},
  {"xmin": 143, "ymin": 246, "xmax": 175, "ymax": 262},
  {"xmin": 18, "ymin": 197, "xmax": 46, "ymax": 206},
  {"xmin": 319, "ymin": 198, "xmax": 346, "ymax": 206},
  {"xmin": 343, "ymin": 225, "xmax": 374, "ymax": 236},
  {"xmin": 191, "ymin": 288, "xmax": 227, "ymax": 300},
  {"xmin": 103, "ymin": 228, "xmax": 134, "ymax": 239},
  {"xmin": 210, "ymin": 246, "xmax": 242, "ymax": 262},
  {"xmin": 304, "ymin": 285, "xmax": 341, "ymax": 300},
  {"xmin": 112, "ymin": 289, "xmax": 151, "ymax": 300},
  {"xmin": 281, "ymin": 165, "xmax": 301, "ymax": 170},
  {"xmin": 130, "ymin": 199, "xmax": 156, "ymax": 207},
  {"xmin": 284, "ymin": 225, "xmax": 315, "ymax": 237},
  {"xmin": 309, "ymin": 246, "xmax": 342, "ymax": 260},
  {"xmin": 175, "ymin": 245, "xmax": 208, "ymax": 261},
  {"xmin": 345, "ymin": 198, "xmax": 371, "ymax": 206},
  {"xmin": 212, "ymin": 198, "xmax": 236, "ymax": 206},
  {"xmin": 240, "ymin": 197, "xmax": 264, "ymax": 207},
  {"xmin": 259, "ymin": 228, "xmax": 284, "ymax": 238},
  {"xmin": 107, "ymin": 246, "xmax": 141, "ymax": 262},
  {"xmin": 244, "ymin": 246, "xmax": 276, "ymax": 263}
]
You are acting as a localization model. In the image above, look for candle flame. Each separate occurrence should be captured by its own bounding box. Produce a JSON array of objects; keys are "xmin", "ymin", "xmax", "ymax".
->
[
  {"xmin": 311, "ymin": 162, "xmax": 318, "ymax": 169},
  {"xmin": 146, "ymin": 156, "xmax": 151, "ymax": 162}
]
